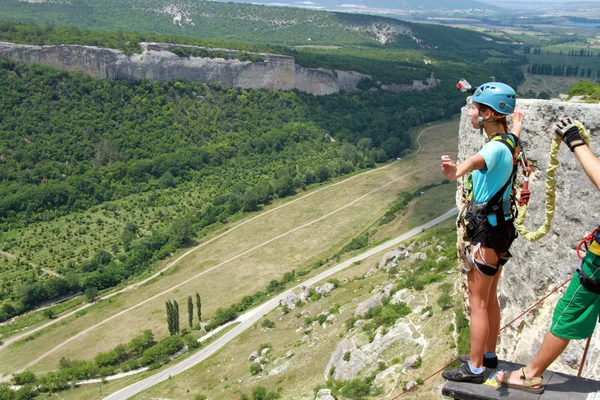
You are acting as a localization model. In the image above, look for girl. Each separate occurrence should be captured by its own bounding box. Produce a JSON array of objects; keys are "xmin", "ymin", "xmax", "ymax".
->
[{"xmin": 440, "ymin": 82, "xmax": 523, "ymax": 383}]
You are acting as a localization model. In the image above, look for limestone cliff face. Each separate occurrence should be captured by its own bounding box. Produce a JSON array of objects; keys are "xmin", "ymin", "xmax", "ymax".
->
[
  {"xmin": 456, "ymin": 99, "xmax": 600, "ymax": 379},
  {"xmin": 0, "ymin": 41, "xmax": 369, "ymax": 95}
]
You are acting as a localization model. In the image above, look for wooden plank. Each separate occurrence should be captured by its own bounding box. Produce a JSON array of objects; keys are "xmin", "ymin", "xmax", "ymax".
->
[{"xmin": 442, "ymin": 360, "xmax": 600, "ymax": 400}]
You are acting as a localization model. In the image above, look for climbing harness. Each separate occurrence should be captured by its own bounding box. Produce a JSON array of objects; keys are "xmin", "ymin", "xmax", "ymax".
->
[
  {"xmin": 515, "ymin": 120, "xmax": 591, "ymax": 242},
  {"xmin": 576, "ymin": 227, "xmax": 600, "ymax": 259},
  {"xmin": 459, "ymin": 133, "xmax": 528, "ymax": 255}
]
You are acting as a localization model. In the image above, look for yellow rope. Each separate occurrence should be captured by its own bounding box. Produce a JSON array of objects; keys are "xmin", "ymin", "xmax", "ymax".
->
[{"xmin": 516, "ymin": 120, "xmax": 591, "ymax": 242}]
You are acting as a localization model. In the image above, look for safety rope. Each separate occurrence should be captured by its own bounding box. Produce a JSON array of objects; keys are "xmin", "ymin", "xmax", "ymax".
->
[
  {"xmin": 515, "ymin": 120, "xmax": 591, "ymax": 242},
  {"xmin": 390, "ymin": 277, "xmax": 572, "ymax": 399}
]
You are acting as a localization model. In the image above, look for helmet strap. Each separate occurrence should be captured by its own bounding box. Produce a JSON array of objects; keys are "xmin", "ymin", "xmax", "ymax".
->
[{"xmin": 477, "ymin": 116, "xmax": 485, "ymax": 136}]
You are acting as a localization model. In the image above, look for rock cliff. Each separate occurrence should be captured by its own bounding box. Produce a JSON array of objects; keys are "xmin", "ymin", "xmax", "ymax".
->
[
  {"xmin": 456, "ymin": 98, "xmax": 600, "ymax": 379},
  {"xmin": 0, "ymin": 41, "xmax": 370, "ymax": 95}
]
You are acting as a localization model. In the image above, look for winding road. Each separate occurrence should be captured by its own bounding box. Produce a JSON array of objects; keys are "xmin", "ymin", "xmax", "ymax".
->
[{"xmin": 106, "ymin": 207, "xmax": 458, "ymax": 400}]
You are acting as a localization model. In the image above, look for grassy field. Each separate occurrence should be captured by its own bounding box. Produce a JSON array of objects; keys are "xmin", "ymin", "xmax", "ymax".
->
[
  {"xmin": 55, "ymin": 221, "xmax": 459, "ymax": 400},
  {"xmin": 0, "ymin": 120, "xmax": 459, "ymax": 379},
  {"xmin": 132, "ymin": 222, "xmax": 460, "ymax": 400}
]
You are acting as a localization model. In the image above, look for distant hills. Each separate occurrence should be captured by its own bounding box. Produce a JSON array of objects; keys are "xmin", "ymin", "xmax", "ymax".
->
[{"xmin": 213, "ymin": 0, "xmax": 503, "ymax": 14}]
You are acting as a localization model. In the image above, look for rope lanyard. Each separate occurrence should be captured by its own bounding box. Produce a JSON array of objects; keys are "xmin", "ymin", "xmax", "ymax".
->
[{"xmin": 516, "ymin": 120, "xmax": 591, "ymax": 242}]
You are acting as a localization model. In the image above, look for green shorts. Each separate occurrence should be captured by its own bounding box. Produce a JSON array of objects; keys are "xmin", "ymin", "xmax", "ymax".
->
[{"xmin": 550, "ymin": 250, "xmax": 600, "ymax": 340}]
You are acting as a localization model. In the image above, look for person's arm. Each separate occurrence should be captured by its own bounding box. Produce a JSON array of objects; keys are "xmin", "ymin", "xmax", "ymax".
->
[
  {"xmin": 441, "ymin": 154, "xmax": 486, "ymax": 181},
  {"xmin": 573, "ymin": 145, "xmax": 600, "ymax": 190},
  {"xmin": 511, "ymin": 107, "xmax": 524, "ymax": 138},
  {"xmin": 554, "ymin": 117, "xmax": 600, "ymax": 190}
]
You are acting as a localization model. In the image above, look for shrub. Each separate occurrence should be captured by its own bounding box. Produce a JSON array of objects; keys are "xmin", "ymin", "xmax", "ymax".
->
[
  {"xmin": 261, "ymin": 319, "xmax": 275, "ymax": 329},
  {"xmin": 340, "ymin": 378, "xmax": 371, "ymax": 399},
  {"xmin": 437, "ymin": 294, "xmax": 454, "ymax": 311},
  {"xmin": 343, "ymin": 351, "xmax": 351, "ymax": 361},
  {"xmin": 12, "ymin": 371, "xmax": 37, "ymax": 385},
  {"xmin": 249, "ymin": 363, "xmax": 262, "ymax": 375}
]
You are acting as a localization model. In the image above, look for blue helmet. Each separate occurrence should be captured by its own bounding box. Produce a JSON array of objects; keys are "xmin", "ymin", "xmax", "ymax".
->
[{"xmin": 473, "ymin": 82, "xmax": 516, "ymax": 115}]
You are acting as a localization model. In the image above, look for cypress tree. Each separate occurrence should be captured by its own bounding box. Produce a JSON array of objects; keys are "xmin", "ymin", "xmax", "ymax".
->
[
  {"xmin": 188, "ymin": 295, "xmax": 194, "ymax": 329},
  {"xmin": 173, "ymin": 300, "xmax": 180, "ymax": 334},
  {"xmin": 166, "ymin": 301, "xmax": 174, "ymax": 335},
  {"xmin": 196, "ymin": 292, "xmax": 202, "ymax": 323}
]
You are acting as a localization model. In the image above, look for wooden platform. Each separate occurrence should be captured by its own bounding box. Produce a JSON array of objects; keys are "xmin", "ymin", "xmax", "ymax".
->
[{"xmin": 442, "ymin": 360, "xmax": 600, "ymax": 400}]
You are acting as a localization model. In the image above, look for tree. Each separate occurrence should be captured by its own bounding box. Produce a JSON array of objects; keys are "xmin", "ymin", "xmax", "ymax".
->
[
  {"xmin": 166, "ymin": 301, "xmax": 175, "ymax": 335},
  {"xmin": 187, "ymin": 295, "xmax": 194, "ymax": 329},
  {"xmin": 84, "ymin": 287, "xmax": 98, "ymax": 302},
  {"xmin": 173, "ymin": 300, "xmax": 180, "ymax": 334},
  {"xmin": 196, "ymin": 292, "xmax": 202, "ymax": 324}
]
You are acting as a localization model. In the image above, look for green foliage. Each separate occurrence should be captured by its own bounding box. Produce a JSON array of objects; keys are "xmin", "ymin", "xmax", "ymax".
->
[
  {"xmin": 185, "ymin": 335, "xmax": 200, "ymax": 350},
  {"xmin": 340, "ymin": 376, "xmax": 373, "ymax": 400},
  {"xmin": 187, "ymin": 296, "xmax": 194, "ymax": 329},
  {"xmin": 11, "ymin": 370, "xmax": 37, "ymax": 385},
  {"xmin": 437, "ymin": 293, "xmax": 454, "ymax": 311},
  {"xmin": 205, "ymin": 306, "xmax": 237, "ymax": 331},
  {"xmin": 251, "ymin": 386, "xmax": 279, "ymax": 400},
  {"xmin": 84, "ymin": 287, "xmax": 98, "ymax": 302},
  {"xmin": 568, "ymin": 80, "xmax": 600, "ymax": 100},
  {"xmin": 456, "ymin": 310, "xmax": 471, "ymax": 357},
  {"xmin": 195, "ymin": 395, "xmax": 208, "ymax": 400},
  {"xmin": 141, "ymin": 335, "xmax": 184, "ymax": 366},
  {"xmin": 171, "ymin": 46, "xmax": 264, "ymax": 63},
  {"xmin": 261, "ymin": 319, "xmax": 275, "ymax": 329},
  {"xmin": 343, "ymin": 351, "xmax": 351, "ymax": 361},
  {"xmin": 362, "ymin": 301, "xmax": 411, "ymax": 332},
  {"xmin": 249, "ymin": 363, "xmax": 262, "ymax": 376}
]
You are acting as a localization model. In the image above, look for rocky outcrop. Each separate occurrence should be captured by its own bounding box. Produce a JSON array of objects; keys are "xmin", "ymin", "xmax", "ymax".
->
[
  {"xmin": 456, "ymin": 98, "xmax": 600, "ymax": 379},
  {"xmin": 0, "ymin": 41, "xmax": 370, "ymax": 95},
  {"xmin": 325, "ymin": 321, "xmax": 414, "ymax": 381}
]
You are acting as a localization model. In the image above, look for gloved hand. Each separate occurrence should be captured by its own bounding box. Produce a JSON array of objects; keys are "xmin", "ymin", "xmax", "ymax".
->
[{"xmin": 554, "ymin": 117, "xmax": 586, "ymax": 152}]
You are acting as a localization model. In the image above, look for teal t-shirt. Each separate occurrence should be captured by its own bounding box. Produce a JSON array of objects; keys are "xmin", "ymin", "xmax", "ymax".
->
[{"xmin": 472, "ymin": 140, "xmax": 513, "ymax": 226}]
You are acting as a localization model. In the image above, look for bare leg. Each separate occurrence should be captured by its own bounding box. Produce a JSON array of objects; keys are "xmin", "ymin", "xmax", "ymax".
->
[
  {"xmin": 499, "ymin": 332, "xmax": 570, "ymax": 385},
  {"xmin": 485, "ymin": 265, "xmax": 503, "ymax": 353},
  {"xmin": 467, "ymin": 245, "xmax": 498, "ymax": 368}
]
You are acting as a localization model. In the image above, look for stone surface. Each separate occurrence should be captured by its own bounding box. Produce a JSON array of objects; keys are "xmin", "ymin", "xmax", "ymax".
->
[
  {"xmin": 315, "ymin": 388, "xmax": 335, "ymax": 400},
  {"xmin": 456, "ymin": 98, "xmax": 600, "ymax": 380},
  {"xmin": 0, "ymin": 41, "xmax": 371, "ymax": 96},
  {"xmin": 325, "ymin": 320, "xmax": 413, "ymax": 381},
  {"xmin": 316, "ymin": 283, "xmax": 335, "ymax": 295}
]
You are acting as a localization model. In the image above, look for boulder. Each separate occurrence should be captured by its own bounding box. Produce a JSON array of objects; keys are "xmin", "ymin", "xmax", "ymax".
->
[
  {"xmin": 315, "ymin": 389, "xmax": 335, "ymax": 400},
  {"xmin": 409, "ymin": 252, "xmax": 427, "ymax": 261},
  {"xmin": 364, "ymin": 269, "xmax": 377, "ymax": 278},
  {"xmin": 248, "ymin": 351, "xmax": 259, "ymax": 362},
  {"xmin": 404, "ymin": 355, "xmax": 419, "ymax": 369},
  {"xmin": 354, "ymin": 293, "xmax": 385, "ymax": 317},
  {"xmin": 316, "ymin": 283, "xmax": 335, "ymax": 295}
]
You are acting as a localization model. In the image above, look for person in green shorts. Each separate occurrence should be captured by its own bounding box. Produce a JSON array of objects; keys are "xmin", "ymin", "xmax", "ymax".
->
[{"xmin": 497, "ymin": 117, "xmax": 600, "ymax": 394}]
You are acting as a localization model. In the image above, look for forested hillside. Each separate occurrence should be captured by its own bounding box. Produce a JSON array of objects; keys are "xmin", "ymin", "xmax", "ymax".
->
[{"xmin": 0, "ymin": 1, "xmax": 525, "ymax": 321}]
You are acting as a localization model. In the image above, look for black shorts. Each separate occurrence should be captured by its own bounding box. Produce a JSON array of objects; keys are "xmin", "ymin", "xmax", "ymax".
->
[{"xmin": 467, "ymin": 217, "xmax": 517, "ymax": 257}]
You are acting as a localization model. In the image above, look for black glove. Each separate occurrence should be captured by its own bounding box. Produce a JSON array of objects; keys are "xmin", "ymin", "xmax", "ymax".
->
[{"xmin": 554, "ymin": 117, "xmax": 586, "ymax": 152}]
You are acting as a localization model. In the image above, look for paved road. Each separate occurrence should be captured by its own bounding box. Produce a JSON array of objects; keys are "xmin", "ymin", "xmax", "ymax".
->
[{"xmin": 105, "ymin": 207, "xmax": 458, "ymax": 400}]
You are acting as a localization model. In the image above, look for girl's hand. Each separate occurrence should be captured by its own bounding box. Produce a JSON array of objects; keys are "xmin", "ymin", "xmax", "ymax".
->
[
  {"xmin": 441, "ymin": 155, "xmax": 457, "ymax": 181},
  {"xmin": 512, "ymin": 107, "xmax": 524, "ymax": 137}
]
